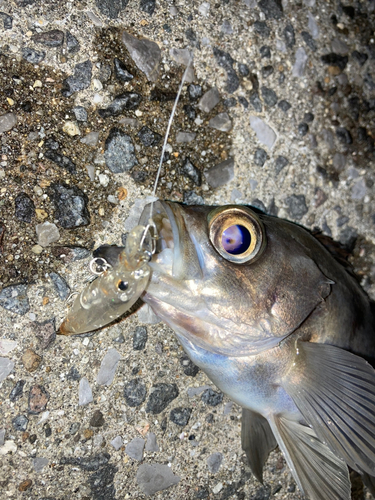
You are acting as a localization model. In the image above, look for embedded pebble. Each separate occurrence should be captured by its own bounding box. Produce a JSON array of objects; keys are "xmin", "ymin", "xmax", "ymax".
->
[
  {"xmin": 198, "ymin": 88, "xmax": 220, "ymax": 113},
  {"xmin": 201, "ymin": 388, "xmax": 223, "ymax": 406},
  {"xmin": 145, "ymin": 432, "xmax": 159, "ymax": 452},
  {"xmin": 33, "ymin": 457, "xmax": 49, "ymax": 472},
  {"xmin": 22, "ymin": 349, "xmax": 42, "ymax": 372},
  {"xmin": 32, "ymin": 319, "xmax": 56, "ymax": 349},
  {"xmin": 183, "ymin": 191, "xmax": 205, "ymax": 205},
  {"xmin": 253, "ymin": 20, "xmax": 270, "ymax": 38},
  {"xmin": 111, "ymin": 436, "xmax": 123, "ymax": 450},
  {"xmin": 62, "ymin": 121, "xmax": 80, "ymax": 136},
  {"xmin": 32, "ymin": 29, "xmax": 64, "ymax": 47},
  {"xmin": 61, "ymin": 60, "xmax": 92, "ymax": 97},
  {"xmin": 261, "ymin": 87, "xmax": 278, "ymax": 107},
  {"xmin": 15, "ymin": 192, "xmax": 35, "ymax": 223},
  {"xmin": 22, "ymin": 48, "xmax": 45, "ymax": 64},
  {"xmin": 207, "ymin": 452, "xmax": 223, "ymax": 473},
  {"xmin": 0, "ymin": 357, "xmax": 15, "ymax": 382},
  {"xmin": 98, "ymin": 92, "xmax": 142, "ymax": 118},
  {"xmin": 254, "ymin": 148, "xmax": 268, "ymax": 167},
  {"xmin": 275, "ymin": 156, "xmax": 289, "ymax": 175},
  {"xmin": 96, "ymin": 348, "xmax": 122, "ymax": 386},
  {"xmin": 125, "ymin": 437, "xmax": 145, "ymax": 461},
  {"xmin": 260, "ymin": 45, "xmax": 271, "ymax": 58},
  {"xmin": 122, "ymin": 32, "xmax": 161, "ymax": 82},
  {"xmin": 44, "ymin": 150, "xmax": 76, "ymax": 173},
  {"xmin": 188, "ymin": 84, "xmax": 203, "ymax": 100},
  {"xmin": 204, "ymin": 158, "xmax": 234, "ymax": 188},
  {"xmin": 49, "ymin": 272, "xmax": 70, "ymax": 300},
  {"xmin": 69, "ymin": 422, "xmax": 80, "ymax": 435},
  {"xmin": 283, "ymin": 24, "xmax": 295, "ymax": 48},
  {"xmin": 0, "ymin": 284, "xmax": 30, "ymax": 315},
  {"xmin": 170, "ymin": 407, "xmax": 192, "ymax": 426},
  {"xmin": 292, "ymin": 47, "xmax": 308, "ymax": 77},
  {"xmin": 208, "ymin": 112, "xmax": 232, "ymax": 132},
  {"xmin": 301, "ymin": 31, "xmax": 317, "ymax": 51},
  {"xmin": 140, "ymin": 0, "xmax": 155, "ymax": 15},
  {"xmin": 133, "ymin": 326, "xmax": 148, "ymax": 350},
  {"xmin": 181, "ymin": 158, "xmax": 202, "ymax": 186},
  {"xmin": 258, "ymin": 0, "xmax": 283, "ymax": 19},
  {"xmin": 81, "ymin": 131, "xmax": 99, "ymax": 146},
  {"xmin": 278, "ymin": 100, "xmax": 291, "ymax": 112},
  {"xmin": 28, "ymin": 385, "xmax": 49, "ymax": 414},
  {"xmin": 9, "ymin": 380, "xmax": 25, "ymax": 401},
  {"xmin": 176, "ymin": 131, "xmax": 196, "ymax": 143},
  {"xmin": 249, "ymin": 116, "xmax": 277, "ymax": 149},
  {"xmin": 0, "ymin": 112, "xmax": 17, "ymax": 133},
  {"xmin": 66, "ymin": 31, "xmax": 80, "ymax": 53},
  {"xmin": 49, "ymin": 183, "xmax": 90, "ymax": 228},
  {"xmin": 0, "ymin": 12, "xmax": 12, "ymax": 29},
  {"xmin": 307, "ymin": 12, "xmax": 319, "ymax": 39},
  {"xmin": 351, "ymin": 178, "xmax": 367, "ymax": 200},
  {"xmin": 321, "ymin": 53, "xmax": 348, "ymax": 71},
  {"xmin": 90, "ymin": 410, "xmax": 105, "ymax": 427},
  {"xmin": 250, "ymin": 92, "xmax": 263, "ymax": 112},
  {"xmin": 336, "ymin": 127, "xmax": 352, "ymax": 145},
  {"xmin": 35, "ymin": 222, "xmax": 60, "ymax": 248},
  {"xmin": 73, "ymin": 106, "xmax": 88, "ymax": 121},
  {"xmin": 0, "ymin": 429, "xmax": 4, "ymax": 446},
  {"xmin": 79, "ymin": 377, "xmax": 93, "ymax": 406},
  {"xmin": 12, "ymin": 415, "xmax": 28, "ymax": 432},
  {"xmin": 138, "ymin": 126, "xmax": 162, "ymax": 147},
  {"xmin": 146, "ymin": 383, "xmax": 179, "ymax": 414},
  {"xmin": 179, "ymin": 355, "xmax": 199, "ymax": 377},
  {"xmin": 124, "ymin": 378, "xmax": 147, "ymax": 407},
  {"xmin": 105, "ymin": 128, "xmax": 138, "ymax": 173},
  {"xmin": 0, "ymin": 440, "xmax": 17, "ymax": 455},
  {"xmin": 285, "ymin": 194, "xmax": 308, "ymax": 220},
  {"xmin": 298, "ymin": 122, "xmax": 309, "ymax": 137},
  {"xmin": 187, "ymin": 385, "xmax": 211, "ymax": 398},
  {"xmin": 136, "ymin": 463, "xmax": 180, "ymax": 495},
  {"xmin": 212, "ymin": 47, "xmax": 239, "ymax": 93},
  {"xmin": 0, "ymin": 339, "xmax": 17, "ymax": 356},
  {"xmin": 113, "ymin": 57, "xmax": 133, "ymax": 82}
]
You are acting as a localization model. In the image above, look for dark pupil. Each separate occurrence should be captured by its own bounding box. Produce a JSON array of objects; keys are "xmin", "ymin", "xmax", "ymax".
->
[
  {"xmin": 118, "ymin": 281, "xmax": 129, "ymax": 291},
  {"xmin": 221, "ymin": 225, "xmax": 251, "ymax": 255}
]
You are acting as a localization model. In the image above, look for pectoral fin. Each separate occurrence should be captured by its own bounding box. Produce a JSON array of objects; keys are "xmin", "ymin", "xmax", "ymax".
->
[
  {"xmin": 269, "ymin": 415, "xmax": 351, "ymax": 500},
  {"xmin": 281, "ymin": 340, "xmax": 375, "ymax": 475},
  {"xmin": 241, "ymin": 408, "xmax": 277, "ymax": 483}
]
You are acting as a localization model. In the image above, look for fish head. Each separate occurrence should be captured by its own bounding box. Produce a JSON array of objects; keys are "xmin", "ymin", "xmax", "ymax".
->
[{"xmin": 140, "ymin": 201, "xmax": 331, "ymax": 357}]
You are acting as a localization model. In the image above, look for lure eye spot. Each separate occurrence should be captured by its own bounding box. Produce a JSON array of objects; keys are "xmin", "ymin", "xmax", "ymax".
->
[
  {"xmin": 208, "ymin": 206, "xmax": 266, "ymax": 264},
  {"xmin": 117, "ymin": 280, "xmax": 129, "ymax": 291}
]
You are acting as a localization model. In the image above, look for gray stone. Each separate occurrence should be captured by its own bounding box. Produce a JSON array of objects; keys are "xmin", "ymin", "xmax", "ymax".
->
[
  {"xmin": 261, "ymin": 87, "xmax": 278, "ymax": 107},
  {"xmin": 176, "ymin": 131, "xmax": 196, "ymax": 143},
  {"xmin": 66, "ymin": 31, "xmax": 80, "ymax": 53},
  {"xmin": 212, "ymin": 47, "xmax": 239, "ymax": 93},
  {"xmin": 61, "ymin": 60, "xmax": 92, "ymax": 97},
  {"xmin": 122, "ymin": 32, "xmax": 161, "ymax": 82},
  {"xmin": 32, "ymin": 29, "xmax": 64, "ymax": 47},
  {"xmin": 351, "ymin": 178, "xmax": 367, "ymax": 200},
  {"xmin": 124, "ymin": 378, "xmax": 147, "ymax": 407},
  {"xmin": 221, "ymin": 20, "xmax": 233, "ymax": 34},
  {"xmin": 98, "ymin": 92, "xmax": 142, "ymax": 118},
  {"xmin": 181, "ymin": 158, "xmax": 201, "ymax": 186},
  {"xmin": 73, "ymin": 106, "xmax": 88, "ymax": 121},
  {"xmin": 169, "ymin": 48, "xmax": 194, "ymax": 81},
  {"xmin": 22, "ymin": 48, "xmax": 45, "ymax": 64},
  {"xmin": 44, "ymin": 150, "xmax": 76, "ymax": 173},
  {"xmin": 254, "ymin": 148, "xmax": 268, "ymax": 167},
  {"xmin": 0, "ymin": 113, "xmax": 17, "ymax": 133},
  {"xmin": 208, "ymin": 113, "xmax": 232, "ymax": 132},
  {"xmin": 170, "ymin": 407, "xmax": 192, "ymax": 427},
  {"xmin": 140, "ymin": 0, "xmax": 156, "ymax": 15},
  {"xmin": 0, "ymin": 429, "xmax": 5, "ymax": 446},
  {"xmin": 275, "ymin": 156, "xmax": 289, "ymax": 175},
  {"xmin": 33, "ymin": 457, "xmax": 49, "ymax": 472},
  {"xmin": 95, "ymin": 0, "xmax": 128, "ymax": 19},
  {"xmin": 198, "ymin": 88, "xmax": 220, "ymax": 113},
  {"xmin": 285, "ymin": 194, "xmax": 308, "ymax": 220},
  {"xmin": 96, "ymin": 348, "xmax": 122, "ymax": 386},
  {"xmin": 111, "ymin": 436, "xmax": 123, "ymax": 450},
  {"xmin": 179, "ymin": 355, "xmax": 199, "ymax": 377},
  {"xmin": 283, "ymin": 24, "xmax": 295, "ymax": 48},
  {"xmin": 187, "ymin": 385, "xmax": 211, "ymax": 398},
  {"xmin": 204, "ymin": 158, "xmax": 234, "ymax": 188},
  {"xmin": 79, "ymin": 377, "xmax": 93, "ymax": 406},
  {"xmin": 133, "ymin": 326, "xmax": 148, "ymax": 350},
  {"xmin": 125, "ymin": 437, "xmax": 145, "ymax": 461},
  {"xmin": 332, "ymin": 153, "xmax": 346, "ymax": 171},
  {"xmin": 145, "ymin": 432, "xmax": 159, "ymax": 452},
  {"xmin": 307, "ymin": 12, "xmax": 319, "ymax": 39},
  {"xmin": 138, "ymin": 126, "xmax": 162, "ymax": 147},
  {"xmin": 258, "ymin": 0, "xmax": 283, "ymax": 19},
  {"xmin": 9, "ymin": 380, "xmax": 25, "ymax": 401},
  {"xmin": 113, "ymin": 58, "xmax": 133, "ymax": 82},
  {"xmin": 36, "ymin": 222, "xmax": 60, "ymax": 247},
  {"xmin": 292, "ymin": 47, "xmax": 308, "ymax": 77},
  {"xmin": 136, "ymin": 463, "xmax": 180, "ymax": 495},
  {"xmin": 12, "ymin": 414, "xmax": 28, "ymax": 431},
  {"xmin": 105, "ymin": 128, "xmax": 138, "ymax": 173},
  {"xmin": 69, "ymin": 422, "xmax": 80, "ymax": 435},
  {"xmin": 146, "ymin": 383, "xmax": 179, "ymax": 414},
  {"xmin": 249, "ymin": 116, "xmax": 277, "ymax": 149},
  {"xmin": 207, "ymin": 452, "xmax": 223, "ymax": 473},
  {"xmin": 49, "ymin": 272, "xmax": 70, "ymax": 300},
  {"xmin": 183, "ymin": 191, "xmax": 205, "ymax": 205},
  {"xmin": 201, "ymin": 388, "xmax": 223, "ymax": 406},
  {"xmin": 81, "ymin": 132, "xmax": 99, "ymax": 146},
  {"xmin": 0, "ymin": 12, "xmax": 12, "ymax": 29},
  {"xmin": 0, "ymin": 284, "xmax": 30, "ymax": 315},
  {"xmin": 15, "ymin": 192, "xmax": 35, "ymax": 222}
]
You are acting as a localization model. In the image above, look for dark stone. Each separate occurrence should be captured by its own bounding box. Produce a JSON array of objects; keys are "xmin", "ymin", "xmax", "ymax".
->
[
  {"xmin": 28, "ymin": 385, "xmax": 49, "ymax": 414},
  {"xmin": 15, "ymin": 192, "xmax": 35, "ymax": 223},
  {"xmin": 328, "ymin": 86, "xmax": 337, "ymax": 96},
  {"xmin": 67, "ymin": 366, "xmax": 80, "ymax": 381},
  {"xmin": 66, "ymin": 31, "xmax": 80, "ymax": 53},
  {"xmin": 21, "ymin": 101, "xmax": 32, "ymax": 112},
  {"xmin": 303, "ymin": 112, "xmax": 314, "ymax": 123},
  {"xmin": 213, "ymin": 47, "xmax": 239, "ymax": 93},
  {"xmin": 238, "ymin": 63, "xmax": 250, "ymax": 77},
  {"xmin": 298, "ymin": 122, "xmax": 309, "ymax": 137},
  {"xmin": 170, "ymin": 407, "xmax": 192, "ymax": 426},
  {"xmin": 341, "ymin": 5, "xmax": 355, "ymax": 19},
  {"xmin": 258, "ymin": 0, "xmax": 283, "ymax": 19},
  {"xmin": 0, "ymin": 284, "xmax": 29, "ymax": 315},
  {"xmin": 250, "ymin": 92, "xmax": 263, "ymax": 112},
  {"xmin": 131, "ymin": 170, "xmax": 147, "ymax": 183},
  {"xmin": 9, "ymin": 380, "xmax": 25, "ymax": 401},
  {"xmin": 44, "ymin": 136, "xmax": 59, "ymax": 150},
  {"xmin": 238, "ymin": 96, "xmax": 249, "ymax": 109},
  {"xmin": 105, "ymin": 128, "xmax": 137, "ymax": 173},
  {"xmin": 90, "ymin": 410, "xmax": 105, "ymax": 427},
  {"xmin": 339, "ymin": 226, "xmax": 357, "ymax": 251},
  {"xmin": 301, "ymin": 31, "xmax": 317, "ymax": 51},
  {"xmin": 224, "ymin": 97, "xmax": 237, "ymax": 108},
  {"xmin": 336, "ymin": 127, "xmax": 353, "ymax": 144},
  {"xmin": 278, "ymin": 99, "xmax": 291, "ymax": 112},
  {"xmin": 61, "ymin": 60, "xmax": 92, "ymax": 97},
  {"xmin": 278, "ymin": 72, "xmax": 285, "ymax": 84},
  {"xmin": 201, "ymin": 388, "xmax": 223, "ymax": 406},
  {"xmin": 285, "ymin": 194, "xmax": 308, "ymax": 220},
  {"xmin": 364, "ymin": 72, "xmax": 375, "ymax": 91},
  {"xmin": 183, "ymin": 104, "xmax": 196, "ymax": 120},
  {"xmin": 352, "ymin": 51, "xmax": 368, "ymax": 66},
  {"xmin": 140, "ymin": 0, "xmax": 155, "ymax": 14},
  {"xmin": 254, "ymin": 148, "xmax": 268, "ymax": 167},
  {"xmin": 253, "ymin": 21, "xmax": 270, "ymax": 38},
  {"xmin": 72, "ymin": 106, "xmax": 87, "ymax": 122},
  {"xmin": 150, "ymin": 88, "xmax": 177, "ymax": 102},
  {"xmin": 188, "ymin": 84, "xmax": 203, "ymax": 101},
  {"xmin": 179, "ymin": 355, "xmax": 199, "ymax": 377},
  {"xmin": 124, "ymin": 378, "xmax": 147, "ymax": 407},
  {"xmin": 138, "ymin": 126, "xmax": 162, "ymax": 147},
  {"xmin": 32, "ymin": 30, "xmax": 64, "ymax": 47},
  {"xmin": 181, "ymin": 158, "xmax": 201, "ymax": 186},
  {"xmin": 113, "ymin": 58, "xmax": 133, "ymax": 82},
  {"xmin": 88, "ymin": 463, "xmax": 118, "ymax": 500},
  {"xmin": 251, "ymin": 485, "xmax": 271, "ymax": 500},
  {"xmin": 44, "ymin": 423, "xmax": 52, "ymax": 437},
  {"xmin": 60, "ymin": 453, "xmax": 111, "ymax": 471},
  {"xmin": 183, "ymin": 191, "xmax": 204, "ymax": 205},
  {"xmin": 261, "ymin": 86, "xmax": 277, "ymax": 107},
  {"xmin": 321, "ymin": 53, "xmax": 348, "ymax": 71},
  {"xmin": 146, "ymin": 383, "xmax": 179, "ymax": 414},
  {"xmin": 185, "ymin": 28, "xmax": 200, "ymax": 49},
  {"xmin": 98, "ymin": 92, "xmax": 142, "ymax": 117},
  {"xmin": 49, "ymin": 272, "xmax": 70, "ymax": 300},
  {"xmin": 29, "ymin": 434, "xmax": 37, "ymax": 444},
  {"xmin": 196, "ymin": 489, "xmax": 209, "ymax": 499},
  {"xmin": 0, "ymin": 12, "xmax": 13, "ymax": 30},
  {"xmin": 133, "ymin": 326, "xmax": 148, "ymax": 350},
  {"xmin": 49, "ymin": 183, "xmax": 90, "ymax": 228},
  {"xmin": 260, "ymin": 46, "xmax": 271, "ymax": 58},
  {"xmin": 275, "ymin": 156, "xmax": 289, "ymax": 175},
  {"xmin": 12, "ymin": 415, "xmax": 28, "ymax": 431},
  {"xmin": 44, "ymin": 150, "xmax": 76, "ymax": 174},
  {"xmin": 261, "ymin": 65, "xmax": 274, "ymax": 78},
  {"xmin": 95, "ymin": 0, "xmax": 128, "ymax": 19},
  {"xmin": 283, "ymin": 24, "xmax": 295, "ymax": 48},
  {"xmin": 22, "ymin": 48, "xmax": 45, "ymax": 64},
  {"xmin": 33, "ymin": 318, "xmax": 56, "ymax": 349}
]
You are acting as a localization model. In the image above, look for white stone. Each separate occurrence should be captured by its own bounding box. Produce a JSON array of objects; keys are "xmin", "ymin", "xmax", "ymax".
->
[
  {"xmin": 0, "ymin": 440, "xmax": 17, "ymax": 455},
  {"xmin": 0, "ymin": 340, "xmax": 17, "ymax": 356},
  {"xmin": 96, "ymin": 348, "xmax": 122, "ymax": 386},
  {"xmin": 98, "ymin": 173, "xmax": 110, "ymax": 187},
  {"xmin": 198, "ymin": 2, "xmax": 210, "ymax": 16},
  {"xmin": 292, "ymin": 47, "xmax": 308, "ymax": 77},
  {"xmin": 111, "ymin": 435, "xmax": 123, "ymax": 450},
  {"xmin": 212, "ymin": 482, "xmax": 223, "ymax": 494},
  {"xmin": 249, "ymin": 116, "xmax": 277, "ymax": 149},
  {"xmin": 62, "ymin": 121, "xmax": 80, "ymax": 136},
  {"xmin": 36, "ymin": 222, "xmax": 60, "ymax": 247},
  {"xmin": 308, "ymin": 12, "xmax": 319, "ymax": 39},
  {"xmin": 0, "ymin": 357, "xmax": 14, "ymax": 382},
  {"xmin": 79, "ymin": 377, "xmax": 93, "ymax": 405}
]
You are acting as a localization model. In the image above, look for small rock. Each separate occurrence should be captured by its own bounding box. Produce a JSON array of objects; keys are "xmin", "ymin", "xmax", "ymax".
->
[
  {"xmin": 66, "ymin": 31, "xmax": 80, "ymax": 53},
  {"xmin": 352, "ymin": 51, "xmax": 368, "ymax": 66},
  {"xmin": 15, "ymin": 192, "xmax": 35, "ymax": 223},
  {"xmin": 278, "ymin": 100, "xmax": 291, "ymax": 112},
  {"xmin": 212, "ymin": 47, "xmax": 239, "ymax": 93},
  {"xmin": 207, "ymin": 452, "xmax": 223, "ymax": 473},
  {"xmin": 28, "ymin": 385, "xmax": 49, "ymax": 414},
  {"xmin": 183, "ymin": 191, "xmax": 205, "ymax": 205},
  {"xmin": 301, "ymin": 31, "xmax": 317, "ymax": 51},
  {"xmin": 275, "ymin": 156, "xmax": 289, "ymax": 175},
  {"xmin": 136, "ymin": 464, "xmax": 180, "ymax": 495},
  {"xmin": 283, "ymin": 24, "xmax": 295, "ymax": 48},
  {"xmin": 0, "ymin": 284, "xmax": 30, "ymax": 315},
  {"xmin": 96, "ymin": 348, "xmax": 122, "ymax": 386},
  {"xmin": 0, "ymin": 428, "xmax": 4, "ymax": 446},
  {"xmin": 124, "ymin": 378, "xmax": 147, "ymax": 407},
  {"xmin": 285, "ymin": 194, "xmax": 308, "ymax": 220},
  {"xmin": 170, "ymin": 407, "xmax": 192, "ymax": 426},
  {"xmin": 146, "ymin": 383, "xmax": 179, "ymax": 414},
  {"xmin": 33, "ymin": 457, "xmax": 49, "ymax": 472},
  {"xmin": 83, "ymin": 428, "xmax": 93, "ymax": 440},
  {"xmin": 44, "ymin": 423, "xmax": 52, "ymax": 437},
  {"xmin": 351, "ymin": 178, "xmax": 367, "ymax": 200},
  {"xmin": 105, "ymin": 128, "xmax": 138, "ymax": 173},
  {"xmin": 238, "ymin": 63, "xmax": 250, "ymax": 76},
  {"xmin": 18, "ymin": 479, "xmax": 32, "ymax": 492},
  {"xmin": 336, "ymin": 127, "xmax": 353, "ymax": 145},
  {"xmin": 73, "ymin": 106, "xmax": 88, "ymax": 121},
  {"xmin": 331, "ymin": 38, "xmax": 349, "ymax": 56},
  {"xmin": 111, "ymin": 435, "xmax": 123, "ymax": 450},
  {"xmin": 79, "ymin": 377, "xmax": 93, "ymax": 406},
  {"xmin": 133, "ymin": 326, "xmax": 148, "ymax": 350},
  {"xmin": 188, "ymin": 84, "xmax": 203, "ymax": 100},
  {"xmin": 181, "ymin": 158, "xmax": 202, "ymax": 186},
  {"xmin": 122, "ymin": 32, "xmax": 161, "ymax": 82},
  {"xmin": 204, "ymin": 158, "xmax": 234, "ymax": 188},
  {"xmin": 145, "ymin": 432, "xmax": 159, "ymax": 452},
  {"xmin": 140, "ymin": 0, "xmax": 155, "ymax": 15},
  {"xmin": 22, "ymin": 348, "xmax": 42, "ymax": 372},
  {"xmin": 113, "ymin": 57, "xmax": 133, "ymax": 82},
  {"xmin": 33, "ymin": 318, "xmax": 56, "ymax": 349},
  {"xmin": 0, "ymin": 113, "xmax": 17, "ymax": 133},
  {"xmin": 208, "ymin": 112, "xmax": 232, "ymax": 132},
  {"xmin": 183, "ymin": 104, "xmax": 196, "ymax": 120},
  {"xmin": 253, "ymin": 21, "xmax": 270, "ymax": 38},
  {"xmin": 0, "ymin": 339, "xmax": 17, "ymax": 356},
  {"xmin": 12, "ymin": 415, "xmax": 29, "ymax": 432},
  {"xmin": 138, "ymin": 126, "xmax": 162, "ymax": 147},
  {"xmin": 254, "ymin": 148, "xmax": 268, "ymax": 166},
  {"xmin": 260, "ymin": 45, "xmax": 271, "ymax": 58},
  {"xmin": 22, "ymin": 48, "xmax": 45, "ymax": 64},
  {"xmin": 238, "ymin": 96, "xmax": 249, "ymax": 109},
  {"xmin": 258, "ymin": 0, "xmax": 283, "ymax": 19},
  {"xmin": 36, "ymin": 222, "xmax": 60, "ymax": 247},
  {"xmin": 69, "ymin": 422, "xmax": 80, "ymax": 435},
  {"xmin": 304, "ymin": 112, "xmax": 314, "ymax": 123},
  {"xmin": 32, "ymin": 29, "xmax": 64, "ymax": 47},
  {"xmin": 298, "ymin": 122, "xmax": 309, "ymax": 137},
  {"xmin": 98, "ymin": 92, "xmax": 142, "ymax": 118},
  {"xmin": 62, "ymin": 121, "xmax": 80, "ymax": 136},
  {"xmin": 81, "ymin": 131, "xmax": 99, "ymax": 146},
  {"xmin": 261, "ymin": 86, "xmax": 277, "ymax": 107},
  {"xmin": 261, "ymin": 65, "xmax": 274, "ymax": 78},
  {"xmin": 339, "ymin": 226, "xmax": 357, "ymax": 251},
  {"xmin": 201, "ymin": 388, "xmax": 223, "ymax": 406},
  {"xmin": 307, "ymin": 12, "xmax": 319, "ymax": 39},
  {"xmin": 198, "ymin": 88, "xmax": 220, "ymax": 113},
  {"xmin": 249, "ymin": 92, "xmax": 263, "ymax": 112},
  {"xmin": 125, "ymin": 437, "xmax": 145, "ymax": 461},
  {"xmin": 249, "ymin": 116, "xmax": 277, "ymax": 149},
  {"xmin": 179, "ymin": 355, "xmax": 199, "ymax": 377},
  {"xmin": 0, "ymin": 12, "xmax": 12, "ymax": 30},
  {"xmin": 9, "ymin": 380, "xmax": 25, "ymax": 401},
  {"xmin": 49, "ymin": 272, "xmax": 70, "ymax": 300},
  {"xmin": 90, "ymin": 410, "xmax": 105, "ymax": 427},
  {"xmin": 44, "ymin": 150, "xmax": 76, "ymax": 173},
  {"xmin": 321, "ymin": 53, "xmax": 348, "ymax": 71},
  {"xmin": 176, "ymin": 131, "xmax": 196, "ymax": 143},
  {"xmin": 61, "ymin": 60, "xmax": 92, "ymax": 97},
  {"xmin": 49, "ymin": 183, "xmax": 90, "ymax": 228},
  {"xmin": 292, "ymin": 47, "xmax": 308, "ymax": 77}
]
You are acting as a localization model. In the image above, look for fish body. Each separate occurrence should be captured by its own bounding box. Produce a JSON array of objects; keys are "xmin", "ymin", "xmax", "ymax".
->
[{"xmin": 139, "ymin": 200, "xmax": 375, "ymax": 500}]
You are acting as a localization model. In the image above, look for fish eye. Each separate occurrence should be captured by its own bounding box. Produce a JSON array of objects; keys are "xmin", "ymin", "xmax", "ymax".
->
[
  {"xmin": 117, "ymin": 280, "xmax": 129, "ymax": 291},
  {"xmin": 208, "ymin": 206, "xmax": 266, "ymax": 264}
]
